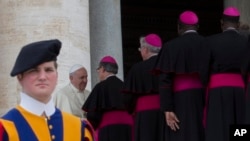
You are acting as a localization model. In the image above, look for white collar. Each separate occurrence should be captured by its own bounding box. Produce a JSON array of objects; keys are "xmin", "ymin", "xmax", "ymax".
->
[
  {"xmin": 226, "ymin": 27, "xmax": 236, "ymax": 30},
  {"xmin": 19, "ymin": 92, "xmax": 56, "ymax": 116},
  {"xmin": 105, "ymin": 74, "xmax": 115, "ymax": 80},
  {"xmin": 146, "ymin": 54, "xmax": 157, "ymax": 60},
  {"xmin": 184, "ymin": 30, "xmax": 197, "ymax": 34},
  {"xmin": 224, "ymin": 27, "xmax": 238, "ymax": 33}
]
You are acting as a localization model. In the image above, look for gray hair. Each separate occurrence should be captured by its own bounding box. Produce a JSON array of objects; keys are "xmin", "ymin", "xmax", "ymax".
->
[
  {"xmin": 99, "ymin": 62, "xmax": 118, "ymax": 74},
  {"xmin": 140, "ymin": 37, "xmax": 161, "ymax": 53}
]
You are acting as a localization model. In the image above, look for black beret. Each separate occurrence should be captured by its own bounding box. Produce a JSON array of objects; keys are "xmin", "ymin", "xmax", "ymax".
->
[{"xmin": 10, "ymin": 39, "xmax": 61, "ymax": 77}]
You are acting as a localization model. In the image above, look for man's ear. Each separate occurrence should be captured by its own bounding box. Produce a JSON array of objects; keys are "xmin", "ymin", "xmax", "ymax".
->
[
  {"xmin": 70, "ymin": 75, "xmax": 73, "ymax": 81},
  {"xmin": 220, "ymin": 19, "xmax": 225, "ymax": 30},
  {"xmin": 17, "ymin": 74, "xmax": 22, "ymax": 81},
  {"xmin": 220, "ymin": 19, "xmax": 223, "ymax": 25},
  {"xmin": 145, "ymin": 46, "xmax": 149, "ymax": 53},
  {"xmin": 101, "ymin": 67, "xmax": 106, "ymax": 73}
]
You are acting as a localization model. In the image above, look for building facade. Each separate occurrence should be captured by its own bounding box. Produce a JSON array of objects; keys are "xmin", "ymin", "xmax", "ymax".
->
[{"xmin": 0, "ymin": 0, "xmax": 249, "ymax": 116}]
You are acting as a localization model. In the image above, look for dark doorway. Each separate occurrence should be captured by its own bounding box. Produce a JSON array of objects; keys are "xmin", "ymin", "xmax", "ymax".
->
[{"xmin": 121, "ymin": 0, "xmax": 223, "ymax": 77}]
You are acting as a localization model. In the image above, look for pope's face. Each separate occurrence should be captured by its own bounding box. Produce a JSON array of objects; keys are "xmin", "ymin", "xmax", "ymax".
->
[
  {"xmin": 18, "ymin": 61, "xmax": 58, "ymax": 103},
  {"xmin": 70, "ymin": 68, "xmax": 88, "ymax": 92}
]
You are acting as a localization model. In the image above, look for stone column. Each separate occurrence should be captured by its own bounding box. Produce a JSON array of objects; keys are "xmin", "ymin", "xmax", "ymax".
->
[
  {"xmin": 0, "ymin": 0, "xmax": 91, "ymax": 116},
  {"xmin": 89, "ymin": 0, "xmax": 124, "ymax": 87},
  {"xmin": 224, "ymin": 0, "xmax": 250, "ymax": 24}
]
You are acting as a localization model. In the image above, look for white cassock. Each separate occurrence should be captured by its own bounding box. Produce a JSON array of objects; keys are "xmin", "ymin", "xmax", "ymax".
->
[{"xmin": 54, "ymin": 83, "xmax": 90, "ymax": 119}]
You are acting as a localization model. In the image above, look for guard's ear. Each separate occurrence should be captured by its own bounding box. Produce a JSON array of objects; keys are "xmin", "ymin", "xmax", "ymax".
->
[{"xmin": 17, "ymin": 74, "xmax": 23, "ymax": 81}]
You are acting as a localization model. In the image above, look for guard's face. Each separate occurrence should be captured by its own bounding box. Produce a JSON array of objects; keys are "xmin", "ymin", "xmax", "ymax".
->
[{"xmin": 18, "ymin": 61, "xmax": 58, "ymax": 103}]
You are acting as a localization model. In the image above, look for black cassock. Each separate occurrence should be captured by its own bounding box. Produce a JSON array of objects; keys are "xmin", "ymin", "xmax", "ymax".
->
[
  {"xmin": 200, "ymin": 29, "xmax": 248, "ymax": 141},
  {"xmin": 123, "ymin": 55, "xmax": 167, "ymax": 141},
  {"xmin": 154, "ymin": 32, "xmax": 205, "ymax": 141},
  {"xmin": 82, "ymin": 76, "xmax": 133, "ymax": 141}
]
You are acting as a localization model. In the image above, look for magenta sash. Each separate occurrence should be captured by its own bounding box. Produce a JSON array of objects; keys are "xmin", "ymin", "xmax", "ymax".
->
[
  {"xmin": 209, "ymin": 73, "xmax": 245, "ymax": 88},
  {"xmin": 203, "ymin": 73, "xmax": 245, "ymax": 128},
  {"xmin": 96, "ymin": 111, "xmax": 134, "ymax": 141},
  {"xmin": 173, "ymin": 73, "xmax": 203, "ymax": 92},
  {"xmin": 98, "ymin": 111, "xmax": 133, "ymax": 128},
  {"xmin": 135, "ymin": 95, "xmax": 160, "ymax": 112}
]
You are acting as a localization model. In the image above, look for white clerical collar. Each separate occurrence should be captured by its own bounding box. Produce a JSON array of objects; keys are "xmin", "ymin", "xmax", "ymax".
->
[
  {"xmin": 146, "ymin": 54, "xmax": 157, "ymax": 60},
  {"xmin": 19, "ymin": 92, "xmax": 56, "ymax": 116},
  {"xmin": 105, "ymin": 74, "xmax": 115, "ymax": 80},
  {"xmin": 224, "ymin": 27, "xmax": 238, "ymax": 33},
  {"xmin": 184, "ymin": 30, "xmax": 197, "ymax": 34},
  {"xmin": 226, "ymin": 27, "xmax": 236, "ymax": 30}
]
